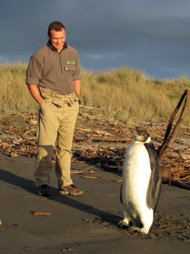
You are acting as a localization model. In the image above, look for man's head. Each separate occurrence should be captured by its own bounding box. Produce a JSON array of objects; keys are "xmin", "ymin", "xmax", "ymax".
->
[{"xmin": 48, "ymin": 21, "xmax": 66, "ymax": 52}]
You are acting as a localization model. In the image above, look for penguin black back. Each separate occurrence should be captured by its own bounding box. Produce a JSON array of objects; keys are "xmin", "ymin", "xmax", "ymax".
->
[{"xmin": 145, "ymin": 142, "xmax": 162, "ymax": 211}]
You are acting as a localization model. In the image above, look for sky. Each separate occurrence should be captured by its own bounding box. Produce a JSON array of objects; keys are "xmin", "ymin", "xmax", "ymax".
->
[{"xmin": 1, "ymin": 0, "xmax": 190, "ymax": 79}]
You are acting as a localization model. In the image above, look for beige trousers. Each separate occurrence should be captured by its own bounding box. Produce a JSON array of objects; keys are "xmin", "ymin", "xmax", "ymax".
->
[{"xmin": 34, "ymin": 88, "xmax": 79, "ymax": 188}]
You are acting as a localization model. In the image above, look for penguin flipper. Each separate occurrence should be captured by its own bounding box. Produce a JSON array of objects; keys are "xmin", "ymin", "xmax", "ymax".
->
[
  {"xmin": 145, "ymin": 143, "xmax": 162, "ymax": 210},
  {"xmin": 148, "ymin": 161, "xmax": 162, "ymax": 210}
]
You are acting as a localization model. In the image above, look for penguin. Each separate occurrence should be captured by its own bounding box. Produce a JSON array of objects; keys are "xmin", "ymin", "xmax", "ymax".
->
[{"xmin": 119, "ymin": 128, "xmax": 161, "ymax": 234}]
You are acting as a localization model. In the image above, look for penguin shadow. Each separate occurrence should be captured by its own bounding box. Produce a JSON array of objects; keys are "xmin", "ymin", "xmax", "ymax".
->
[{"xmin": 0, "ymin": 168, "xmax": 121, "ymax": 228}]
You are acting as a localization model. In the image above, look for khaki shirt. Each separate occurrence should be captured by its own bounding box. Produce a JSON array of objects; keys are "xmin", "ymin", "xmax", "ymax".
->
[{"xmin": 26, "ymin": 42, "xmax": 81, "ymax": 95}]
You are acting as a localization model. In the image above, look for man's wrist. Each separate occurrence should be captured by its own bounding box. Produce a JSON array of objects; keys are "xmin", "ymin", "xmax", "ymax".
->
[{"xmin": 38, "ymin": 98, "xmax": 45, "ymax": 106}]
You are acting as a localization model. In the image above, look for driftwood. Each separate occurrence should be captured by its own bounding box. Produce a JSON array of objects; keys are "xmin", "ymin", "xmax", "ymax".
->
[
  {"xmin": 162, "ymin": 176, "xmax": 190, "ymax": 190},
  {"xmin": 86, "ymin": 136, "xmax": 131, "ymax": 143},
  {"xmin": 157, "ymin": 89, "xmax": 190, "ymax": 163},
  {"xmin": 164, "ymin": 149, "xmax": 190, "ymax": 160},
  {"xmin": 156, "ymin": 89, "xmax": 190, "ymax": 189},
  {"xmin": 0, "ymin": 96, "xmax": 189, "ymax": 189}
]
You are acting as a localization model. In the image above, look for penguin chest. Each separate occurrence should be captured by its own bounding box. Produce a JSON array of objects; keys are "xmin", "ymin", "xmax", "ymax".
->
[{"xmin": 122, "ymin": 143, "xmax": 151, "ymax": 204}]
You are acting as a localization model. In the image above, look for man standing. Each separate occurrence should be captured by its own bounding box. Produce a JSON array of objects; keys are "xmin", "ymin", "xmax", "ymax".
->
[{"xmin": 26, "ymin": 21, "xmax": 83, "ymax": 196}]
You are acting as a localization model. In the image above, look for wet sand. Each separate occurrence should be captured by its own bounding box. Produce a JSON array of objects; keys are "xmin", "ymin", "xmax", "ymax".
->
[{"xmin": 0, "ymin": 153, "xmax": 190, "ymax": 254}]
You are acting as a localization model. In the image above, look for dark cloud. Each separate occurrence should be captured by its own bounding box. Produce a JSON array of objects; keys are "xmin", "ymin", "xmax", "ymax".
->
[{"xmin": 0, "ymin": 0, "xmax": 190, "ymax": 78}]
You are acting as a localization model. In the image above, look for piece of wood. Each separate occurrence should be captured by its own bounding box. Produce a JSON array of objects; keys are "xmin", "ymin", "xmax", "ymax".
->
[
  {"xmin": 157, "ymin": 89, "xmax": 190, "ymax": 163},
  {"xmin": 162, "ymin": 177, "xmax": 190, "ymax": 190},
  {"xmin": 86, "ymin": 136, "xmax": 131, "ymax": 143},
  {"xmin": 164, "ymin": 150, "xmax": 190, "ymax": 160}
]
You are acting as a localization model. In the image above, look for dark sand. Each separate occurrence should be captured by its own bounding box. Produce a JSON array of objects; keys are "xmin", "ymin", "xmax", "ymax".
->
[{"xmin": 0, "ymin": 153, "xmax": 190, "ymax": 254}]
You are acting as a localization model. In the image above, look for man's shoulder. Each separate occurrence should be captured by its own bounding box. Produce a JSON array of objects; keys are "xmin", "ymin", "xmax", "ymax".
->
[
  {"xmin": 32, "ymin": 45, "xmax": 49, "ymax": 59},
  {"xmin": 66, "ymin": 44, "xmax": 79, "ymax": 55}
]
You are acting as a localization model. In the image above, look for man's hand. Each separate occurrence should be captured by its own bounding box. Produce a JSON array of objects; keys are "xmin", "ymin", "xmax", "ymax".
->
[{"xmin": 28, "ymin": 84, "xmax": 44, "ymax": 106}]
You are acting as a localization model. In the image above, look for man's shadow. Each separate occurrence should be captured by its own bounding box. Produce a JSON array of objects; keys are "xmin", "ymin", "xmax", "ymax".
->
[{"xmin": 0, "ymin": 167, "xmax": 121, "ymax": 226}]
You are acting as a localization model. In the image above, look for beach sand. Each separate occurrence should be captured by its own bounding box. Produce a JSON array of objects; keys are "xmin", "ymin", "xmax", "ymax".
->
[{"xmin": 0, "ymin": 153, "xmax": 190, "ymax": 254}]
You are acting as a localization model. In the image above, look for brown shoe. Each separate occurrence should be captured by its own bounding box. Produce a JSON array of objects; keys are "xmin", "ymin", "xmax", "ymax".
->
[
  {"xmin": 59, "ymin": 184, "xmax": 84, "ymax": 196},
  {"xmin": 37, "ymin": 184, "xmax": 50, "ymax": 197}
]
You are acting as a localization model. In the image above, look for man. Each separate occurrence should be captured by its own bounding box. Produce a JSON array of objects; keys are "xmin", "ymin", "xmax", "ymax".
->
[{"xmin": 26, "ymin": 21, "xmax": 83, "ymax": 196}]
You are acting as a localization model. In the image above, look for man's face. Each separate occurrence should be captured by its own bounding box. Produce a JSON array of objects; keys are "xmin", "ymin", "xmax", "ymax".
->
[{"xmin": 49, "ymin": 28, "xmax": 66, "ymax": 52}]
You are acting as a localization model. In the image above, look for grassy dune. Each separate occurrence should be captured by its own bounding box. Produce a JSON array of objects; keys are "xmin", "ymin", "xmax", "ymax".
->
[
  {"xmin": 0, "ymin": 63, "xmax": 38, "ymax": 112},
  {"xmin": 0, "ymin": 63, "xmax": 189, "ymax": 125}
]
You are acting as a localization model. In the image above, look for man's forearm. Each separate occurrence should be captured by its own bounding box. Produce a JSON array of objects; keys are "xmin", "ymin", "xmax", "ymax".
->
[
  {"xmin": 28, "ymin": 84, "xmax": 44, "ymax": 106},
  {"xmin": 74, "ymin": 80, "xmax": 81, "ymax": 98}
]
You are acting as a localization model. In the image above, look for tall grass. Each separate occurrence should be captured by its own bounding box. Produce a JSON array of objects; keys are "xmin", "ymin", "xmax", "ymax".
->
[
  {"xmin": 0, "ymin": 63, "xmax": 189, "ymax": 125},
  {"xmin": 81, "ymin": 68, "xmax": 190, "ymax": 125},
  {"xmin": 0, "ymin": 63, "xmax": 38, "ymax": 112}
]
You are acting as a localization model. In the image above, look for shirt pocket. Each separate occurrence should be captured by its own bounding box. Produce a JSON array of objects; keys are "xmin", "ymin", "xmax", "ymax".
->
[{"xmin": 64, "ymin": 64, "xmax": 76, "ymax": 73}]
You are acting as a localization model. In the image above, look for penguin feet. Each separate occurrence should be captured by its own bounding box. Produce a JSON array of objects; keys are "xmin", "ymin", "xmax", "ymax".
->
[
  {"xmin": 129, "ymin": 226, "xmax": 149, "ymax": 234},
  {"xmin": 117, "ymin": 218, "xmax": 130, "ymax": 228}
]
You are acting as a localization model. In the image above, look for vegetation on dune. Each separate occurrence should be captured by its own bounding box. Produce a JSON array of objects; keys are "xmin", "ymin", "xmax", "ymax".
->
[
  {"xmin": 0, "ymin": 63, "xmax": 189, "ymax": 125},
  {"xmin": 0, "ymin": 63, "xmax": 38, "ymax": 112},
  {"xmin": 81, "ymin": 68, "xmax": 190, "ymax": 125}
]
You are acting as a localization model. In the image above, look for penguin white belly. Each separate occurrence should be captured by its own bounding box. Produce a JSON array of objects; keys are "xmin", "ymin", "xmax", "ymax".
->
[
  {"xmin": 121, "ymin": 142, "xmax": 153, "ymax": 233},
  {"xmin": 123, "ymin": 143, "xmax": 151, "ymax": 203}
]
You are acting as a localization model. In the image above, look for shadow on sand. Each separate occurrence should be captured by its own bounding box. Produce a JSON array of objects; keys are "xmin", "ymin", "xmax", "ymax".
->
[{"xmin": 0, "ymin": 168, "xmax": 121, "ymax": 226}]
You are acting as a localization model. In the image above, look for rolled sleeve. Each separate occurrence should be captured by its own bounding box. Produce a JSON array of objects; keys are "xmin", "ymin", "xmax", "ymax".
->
[{"xmin": 26, "ymin": 55, "xmax": 42, "ymax": 86}]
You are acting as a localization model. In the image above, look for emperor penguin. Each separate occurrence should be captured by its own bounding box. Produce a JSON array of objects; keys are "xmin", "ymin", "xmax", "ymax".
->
[{"xmin": 119, "ymin": 128, "xmax": 161, "ymax": 234}]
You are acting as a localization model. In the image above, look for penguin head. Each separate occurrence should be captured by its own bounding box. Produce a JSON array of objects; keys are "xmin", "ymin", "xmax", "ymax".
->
[{"xmin": 134, "ymin": 128, "xmax": 151, "ymax": 143}]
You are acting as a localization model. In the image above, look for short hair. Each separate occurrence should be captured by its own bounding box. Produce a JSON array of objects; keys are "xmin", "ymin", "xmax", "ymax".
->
[{"xmin": 48, "ymin": 21, "xmax": 66, "ymax": 36}]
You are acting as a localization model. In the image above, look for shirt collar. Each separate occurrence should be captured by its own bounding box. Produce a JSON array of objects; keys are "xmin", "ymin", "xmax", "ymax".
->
[{"xmin": 47, "ymin": 40, "xmax": 68, "ymax": 52}]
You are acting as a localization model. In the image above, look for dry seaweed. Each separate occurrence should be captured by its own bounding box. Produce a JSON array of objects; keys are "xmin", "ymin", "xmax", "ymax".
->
[{"xmin": 0, "ymin": 109, "xmax": 189, "ymax": 186}]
